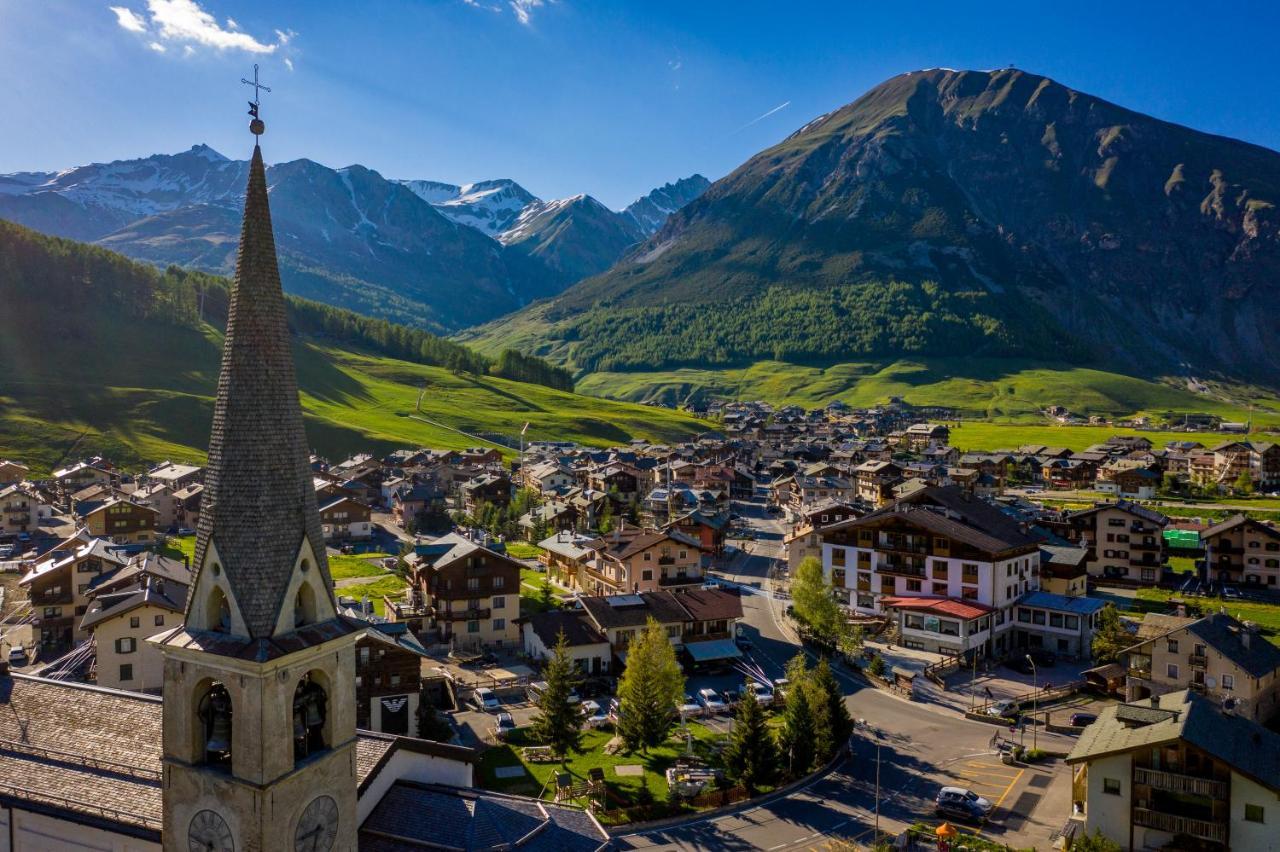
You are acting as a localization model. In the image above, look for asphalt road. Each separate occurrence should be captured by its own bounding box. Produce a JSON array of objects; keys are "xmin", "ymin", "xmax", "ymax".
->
[{"xmin": 608, "ymin": 499, "xmax": 1076, "ymax": 850}]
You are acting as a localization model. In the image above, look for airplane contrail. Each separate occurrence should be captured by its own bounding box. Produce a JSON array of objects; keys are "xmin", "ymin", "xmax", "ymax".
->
[{"xmin": 733, "ymin": 100, "xmax": 791, "ymax": 133}]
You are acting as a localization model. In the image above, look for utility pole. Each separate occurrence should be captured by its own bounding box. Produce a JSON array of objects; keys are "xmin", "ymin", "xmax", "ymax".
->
[
  {"xmin": 1027, "ymin": 654, "xmax": 1039, "ymax": 752},
  {"xmin": 874, "ymin": 737, "xmax": 881, "ymax": 844}
]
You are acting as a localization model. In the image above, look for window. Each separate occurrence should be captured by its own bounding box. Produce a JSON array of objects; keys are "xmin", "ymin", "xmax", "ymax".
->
[
  {"xmin": 643, "ymin": 552, "xmax": 652, "ymax": 561},
  {"xmin": 667, "ymin": 625, "xmax": 681, "ymax": 639},
  {"xmin": 1049, "ymin": 613, "xmax": 1064, "ymax": 628},
  {"xmin": 1167, "ymin": 639, "xmax": 1179, "ymax": 654},
  {"xmin": 679, "ymin": 550, "xmax": 687, "ymax": 559},
  {"xmin": 493, "ymin": 576, "xmax": 505, "ymax": 589},
  {"xmin": 1065, "ymin": 615, "xmax": 1079, "ymax": 630},
  {"xmin": 467, "ymin": 620, "xmax": 480, "ymax": 633},
  {"xmin": 119, "ymin": 664, "xmax": 133, "ymax": 681},
  {"xmin": 1245, "ymin": 804, "xmax": 1265, "ymax": 823},
  {"xmin": 115, "ymin": 637, "xmax": 137, "ymax": 654},
  {"xmin": 1102, "ymin": 778, "xmax": 1121, "ymax": 795},
  {"xmin": 492, "ymin": 596, "xmax": 506, "ymax": 609},
  {"xmin": 1222, "ymin": 674, "xmax": 1235, "ymax": 691},
  {"xmin": 358, "ymin": 647, "xmax": 370, "ymax": 666},
  {"xmin": 1032, "ymin": 611, "xmax": 1046, "ymax": 625},
  {"xmin": 906, "ymin": 579, "xmax": 922, "ymax": 592},
  {"xmin": 1167, "ymin": 663, "xmax": 1179, "ymax": 679},
  {"xmin": 130, "ymin": 616, "xmax": 140, "ymax": 628},
  {"xmin": 390, "ymin": 674, "xmax": 401, "ymax": 687},
  {"xmin": 1018, "ymin": 608, "xmax": 1032, "ymax": 623},
  {"xmin": 154, "ymin": 614, "xmax": 165, "ymax": 626},
  {"xmin": 467, "ymin": 577, "xmax": 480, "ymax": 590},
  {"xmin": 492, "ymin": 618, "xmax": 505, "ymax": 631}
]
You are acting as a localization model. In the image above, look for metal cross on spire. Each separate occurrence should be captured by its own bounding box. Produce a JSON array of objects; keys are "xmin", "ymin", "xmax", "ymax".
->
[{"xmin": 241, "ymin": 63, "xmax": 271, "ymax": 137}]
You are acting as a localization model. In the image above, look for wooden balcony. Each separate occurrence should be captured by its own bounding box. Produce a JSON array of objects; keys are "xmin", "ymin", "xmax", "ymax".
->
[
  {"xmin": 1134, "ymin": 767, "xmax": 1227, "ymax": 800},
  {"xmin": 1133, "ymin": 808, "xmax": 1226, "ymax": 844},
  {"xmin": 435, "ymin": 607, "xmax": 491, "ymax": 622},
  {"xmin": 1188, "ymin": 653, "xmax": 1207, "ymax": 667}
]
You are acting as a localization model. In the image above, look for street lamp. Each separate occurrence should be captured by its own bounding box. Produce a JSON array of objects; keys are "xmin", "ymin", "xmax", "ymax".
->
[{"xmin": 1026, "ymin": 655, "xmax": 1038, "ymax": 752}]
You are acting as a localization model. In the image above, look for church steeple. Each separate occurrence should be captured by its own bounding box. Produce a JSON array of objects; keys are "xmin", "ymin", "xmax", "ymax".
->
[
  {"xmin": 188, "ymin": 140, "xmax": 336, "ymax": 639},
  {"xmin": 158, "ymin": 84, "xmax": 358, "ymax": 852}
]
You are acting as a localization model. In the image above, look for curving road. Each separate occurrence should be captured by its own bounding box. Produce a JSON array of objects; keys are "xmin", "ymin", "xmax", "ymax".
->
[{"xmin": 614, "ymin": 500, "xmax": 1075, "ymax": 850}]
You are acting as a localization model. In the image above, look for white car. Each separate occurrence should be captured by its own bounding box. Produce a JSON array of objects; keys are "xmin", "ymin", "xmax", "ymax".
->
[
  {"xmin": 580, "ymin": 700, "xmax": 609, "ymax": 728},
  {"xmin": 473, "ymin": 687, "xmax": 501, "ymax": 712},
  {"xmin": 746, "ymin": 681, "xmax": 774, "ymax": 707},
  {"xmin": 492, "ymin": 712, "xmax": 516, "ymax": 740},
  {"xmin": 985, "ymin": 699, "xmax": 1017, "ymax": 718},
  {"xmin": 696, "ymin": 688, "xmax": 727, "ymax": 714},
  {"xmin": 677, "ymin": 694, "xmax": 702, "ymax": 719}
]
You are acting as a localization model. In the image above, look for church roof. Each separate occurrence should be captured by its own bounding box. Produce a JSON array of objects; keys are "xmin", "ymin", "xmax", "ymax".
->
[
  {"xmin": 0, "ymin": 672, "xmax": 444, "ymax": 840},
  {"xmin": 191, "ymin": 143, "xmax": 333, "ymax": 638}
]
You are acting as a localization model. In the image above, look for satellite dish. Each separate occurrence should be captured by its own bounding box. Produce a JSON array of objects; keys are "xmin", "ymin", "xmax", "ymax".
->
[{"xmin": 1205, "ymin": 676, "xmax": 1217, "ymax": 688}]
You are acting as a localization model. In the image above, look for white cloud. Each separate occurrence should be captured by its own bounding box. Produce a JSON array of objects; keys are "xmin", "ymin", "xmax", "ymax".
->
[
  {"xmin": 109, "ymin": 5, "xmax": 147, "ymax": 32},
  {"xmin": 509, "ymin": 0, "xmax": 552, "ymax": 25},
  {"xmin": 148, "ymin": 40, "xmax": 166, "ymax": 52},
  {"xmin": 108, "ymin": 1, "xmax": 293, "ymax": 55},
  {"xmin": 284, "ymin": 57, "xmax": 294, "ymax": 71}
]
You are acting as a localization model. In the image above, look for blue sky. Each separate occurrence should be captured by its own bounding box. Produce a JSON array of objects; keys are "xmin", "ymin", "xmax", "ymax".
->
[{"xmin": 3, "ymin": 0, "xmax": 1278, "ymax": 208}]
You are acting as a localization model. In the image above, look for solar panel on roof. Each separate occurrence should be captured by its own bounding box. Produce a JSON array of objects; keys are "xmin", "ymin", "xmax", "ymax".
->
[{"xmin": 606, "ymin": 594, "xmax": 646, "ymax": 607}]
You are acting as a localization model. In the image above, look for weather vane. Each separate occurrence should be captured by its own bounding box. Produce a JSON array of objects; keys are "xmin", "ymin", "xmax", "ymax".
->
[{"xmin": 241, "ymin": 63, "xmax": 271, "ymax": 137}]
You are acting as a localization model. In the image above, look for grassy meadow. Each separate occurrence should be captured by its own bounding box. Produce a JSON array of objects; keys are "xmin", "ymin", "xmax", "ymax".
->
[{"xmin": 0, "ymin": 315, "xmax": 709, "ymax": 475}]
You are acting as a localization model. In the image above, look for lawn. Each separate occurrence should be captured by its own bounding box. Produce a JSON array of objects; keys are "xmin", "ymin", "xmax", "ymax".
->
[
  {"xmin": 504, "ymin": 542, "xmax": 545, "ymax": 560},
  {"xmin": 1134, "ymin": 588, "xmax": 1280, "ymax": 645},
  {"xmin": 336, "ymin": 574, "xmax": 410, "ymax": 615},
  {"xmin": 1167, "ymin": 556, "xmax": 1198, "ymax": 575},
  {"xmin": 519, "ymin": 567, "xmax": 556, "ymax": 616},
  {"xmin": 476, "ymin": 723, "xmax": 725, "ymax": 809},
  {"xmin": 328, "ymin": 552, "xmax": 393, "ymax": 580}
]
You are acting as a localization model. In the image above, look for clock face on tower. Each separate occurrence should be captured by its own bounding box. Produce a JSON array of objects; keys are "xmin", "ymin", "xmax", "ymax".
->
[
  {"xmin": 188, "ymin": 809, "xmax": 234, "ymax": 852},
  {"xmin": 295, "ymin": 794, "xmax": 339, "ymax": 852}
]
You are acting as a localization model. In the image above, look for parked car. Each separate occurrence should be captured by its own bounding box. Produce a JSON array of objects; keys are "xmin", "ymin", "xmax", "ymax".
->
[
  {"xmin": 734, "ymin": 633, "xmax": 754, "ymax": 651},
  {"xmin": 721, "ymin": 689, "xmax": 740, "ymax": 708},
  {"xmin": 472, "ymin": 687, "xmax": 501, "ymax": 712},
  {"xmin": 8, "ymin": 646, "xmax": 28, "ymax": 667},
  {"xmin": 176, "ymin": 527, "xmax": 196, "ymax": 536},
  {"xmin": 1069, "ymin": 712, "xmax": 1098, "ymax": 728},
  {"xmin": 746, "ymin": 681, "xmax": 774, "ymax": 707},
  {"xmin": 580, "ymin": 700, "xmax": 609, "ymax": 728},
  {"xmin": 772, "ymin": 677, "xmax": 790, "ymax": 700},
  {"xmin": 985, "ymin": 699, "xmax": 1018, "ymax": 718},
  {"xmin": 696, "ymin": 688, "xmax": 727, "ymax": 714},
  {"xmin": 0, "ymin": 545, "xmax": 13, "ymax": 559},
  {"xmin": 677, "ymin": 694, "xmax": 702, "ymax": 719},
  {"xmin": 527, "ymin": 680, "xmax": 582, "ymax": 705},
  {"xmin": 935, "ymin": 787, "xmax": 992, "ymax": 822},
  {"xmin": 492, "ymin": 712, "xmax": 516, "ymax": 740}
]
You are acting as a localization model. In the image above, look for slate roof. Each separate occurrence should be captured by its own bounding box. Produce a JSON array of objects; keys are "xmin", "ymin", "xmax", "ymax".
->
[
  {"xmin": 1069, "ymin": 499, "xmax": 1169, "ymax": 527},
  {"xmin": 580, "ymin": 592, "xmax": 692, "ymax": 629},
  {"xmin": 1202, "ymin": 513, "xmax": 1280, "ymax": 541},
  {"xmin": 1067, "ymin": 689, "xmax": 1280, "ymax": 792},
  {"xmin": 526, "ymin": 610, "xmax": 609, "ymax": 649},
  {"xmin": 192, "ymin": 144, "xmax": 334, "ymax": 638},
  {"xmin": 0, "ymin": 673, "xmax": 435, "ymax": 840},
  {"xmin": 1185, "ymin": 613, "xmax": 1280, "ymax": 678},
  {"xmin": 359, "ymin": 780, "xmax": 608, "ymax": 851}
]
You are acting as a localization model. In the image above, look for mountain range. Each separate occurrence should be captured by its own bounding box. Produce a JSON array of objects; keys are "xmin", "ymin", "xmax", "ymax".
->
[
  {"xmin": 466, "ymin": 68, "xmax": 1280, "ymax": 394},
  {"xmin": 0, "ymin": 147, "xmax": 707, "ymax": 331}
]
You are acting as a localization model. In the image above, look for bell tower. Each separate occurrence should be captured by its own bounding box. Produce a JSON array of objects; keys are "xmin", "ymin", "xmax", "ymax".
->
[{"xmin": 155, "ymin": 75, "xmax": 359, "ymax": 852}]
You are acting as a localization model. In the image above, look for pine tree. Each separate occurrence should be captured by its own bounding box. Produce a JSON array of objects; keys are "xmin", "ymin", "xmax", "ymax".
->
[
  {"xmin": 616, "ymin": 618, "xmax": 685, "ymax": 753},
  {"xmin": 809, "ymin": 658, "xmax": 852, "ymax": 760},
  {"xmin": 539, "ymin": 574, "xmax": 555, "ymax": 609},
  {"xmin": 1091, "ymin": 604, "xmax": 1131, "ymax": 664},
  {"xmin": 529, "ymin": 632, "xmax": 583, "ymax": 761},
  {"xmin": 723, "ymin": 686, "xmax": 779, "ymax": 793},
  {"xmin": 778, "ymin": 682, "xmax": 816, "ymax": 776}
]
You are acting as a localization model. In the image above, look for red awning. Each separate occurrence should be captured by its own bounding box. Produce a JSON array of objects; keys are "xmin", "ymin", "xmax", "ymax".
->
[{"xmin": 879, "ymin": 595, "xmax": 994, "ymax": 620}]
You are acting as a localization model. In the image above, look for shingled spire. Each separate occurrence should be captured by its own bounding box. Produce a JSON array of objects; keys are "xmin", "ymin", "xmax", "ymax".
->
[{"xmin": 189, "ymin": 143, "xmax": 334, "ymax": 638}]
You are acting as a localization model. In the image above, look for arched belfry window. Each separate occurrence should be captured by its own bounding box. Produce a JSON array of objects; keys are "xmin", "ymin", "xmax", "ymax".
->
[
  {"xmin": 197, "ymin": 681, "xmax": 233, "ymax": 770},
  {"xmin": 293, "ymin": 672, "xmax": 328, "ymax": 763},
  {"xmin": 294, "ymin": 581, "xmax": 317, "ymax": 629},
  {"xmin": 207, "ymin": 585, "xmax": 231, "ymax": 633}
]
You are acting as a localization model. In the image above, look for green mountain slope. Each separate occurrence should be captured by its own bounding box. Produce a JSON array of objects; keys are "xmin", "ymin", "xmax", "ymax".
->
[
  {"xmin": 0, "ymin": 221, "xmax": 707, "ymax": 474},
  {"xmin": 464, "ymin": 68, "xmax": 1280, "ymax": 391}
]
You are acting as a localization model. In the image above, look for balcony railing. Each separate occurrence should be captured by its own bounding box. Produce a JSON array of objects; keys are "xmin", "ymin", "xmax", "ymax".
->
[
  {"xmin": 436, "ymin": 607, "xmax": 491, "ymax": 622},
  {"xmin": 1134, "ymin": 767, "xmax": 1227, "ymax": 800},
  {"xmin": 1188, "ymin": 654, "xmax": 1207, "ymax": 667},
  {"xmin": 658, "ymin": 574, "xmax": 700, "ymax": 587},
  {"xmin": 1133, "ymin": 808, "xmax": 1225, "ymax": 843}
]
